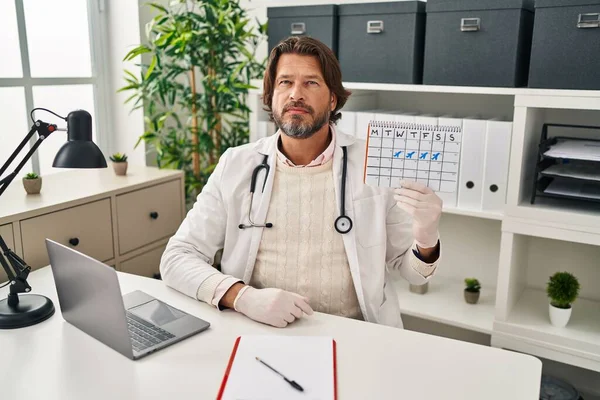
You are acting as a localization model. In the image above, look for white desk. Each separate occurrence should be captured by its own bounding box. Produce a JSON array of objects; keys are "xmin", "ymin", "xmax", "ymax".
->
[{"xmin": 0, "ymin": 268, "xmax": 542, "ymax": 400}]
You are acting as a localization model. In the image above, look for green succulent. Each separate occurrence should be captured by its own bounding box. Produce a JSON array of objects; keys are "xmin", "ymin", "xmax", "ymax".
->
[
  {"xmin": 24, "ymin": 172, "xmax": 39, "ymax": 180},
  {"xmin": 110, "ymin": 153, "xmax": 128, "ymax": 163},
  {"xmin": 465, "ymin": 278, "xmax": 481, "ymax": 293},
  {"xmin": 547, "ymin": 272, "xmax": 580, "ymax": 309}
]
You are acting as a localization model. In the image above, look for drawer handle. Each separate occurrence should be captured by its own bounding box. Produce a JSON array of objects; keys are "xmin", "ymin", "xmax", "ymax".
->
[
  {"xmin": 150, "ymin": 211, "xmax": 159, "ymax": 220},
  {"xmin": 367, "ymin": 20, "xmax": 384, "ymax": 34},
  {"xmin": 290, "ymin": 22, "xmax": 305, "ymax": 35},
  {"xmin": 69, "ymin": 238, "xmax": 80, "ymax": 247},
  {"xmin": 461, "ymin": 17, "xmax": 481, "ymax": 32},
  {"xmin": 577, "ymin": 13, "xmax": 600, "ymax": 29}
]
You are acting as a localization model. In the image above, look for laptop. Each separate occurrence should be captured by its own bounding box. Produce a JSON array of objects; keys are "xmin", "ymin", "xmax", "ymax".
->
[{"xmin": 45, "ymin": 239, "xmax": 210, "ymax": 360}]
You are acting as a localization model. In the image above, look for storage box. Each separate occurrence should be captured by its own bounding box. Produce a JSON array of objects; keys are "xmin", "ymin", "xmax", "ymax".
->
[
  {"xmin": 528, "ymin": 0, "xmax": 600, "ymax": 90},
  {"xmin": 423, "ymin": 0, "xmax": 535, "ymax": 87},
  {"xmin": 267, "ymin": 5, "xmax": 338, "ymax": 56},
  {"xmin": 338, "ymin": 1, "xmax": 426, "ymax": 84}
]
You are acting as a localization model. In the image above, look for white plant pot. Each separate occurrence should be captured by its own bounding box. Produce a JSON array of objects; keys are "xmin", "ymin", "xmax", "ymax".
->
[{"xmin": 549, "ymin": 304, "xmax": 572, "ymax": 328}]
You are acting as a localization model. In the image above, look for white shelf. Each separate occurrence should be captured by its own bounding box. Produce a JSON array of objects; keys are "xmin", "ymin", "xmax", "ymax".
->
[
  {"xmin": 393, "ymin": 276, "xmax": 496, "ymax": 335},
  {"xmin": 505, "ymin": 201, "xmax": 600, "ymax": 245},
  {"xmin": 444, "ymin": 206, "xmax": 503, "ymax": 221},
  {"xmin": 249, "ymin": 79, "xmax": 600, "ymax": 98},
  {"xmin": 494, "ymin": 289, "xmax": 600, "ymax": 371}
]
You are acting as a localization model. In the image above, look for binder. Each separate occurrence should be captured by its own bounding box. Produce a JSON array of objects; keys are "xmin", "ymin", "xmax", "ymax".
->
[
  {"xmin": 437, "ymin": 117, "xmax": 464, "ymax": 208},
  {"xmin": 374, "ymin": 111, "xmax": 397, "ymax": 123},
  {"xmin": 337, "ymin": 110, "xmax": 356, "ymax": 137},
  {"xmin": 458, "ymin": 118, "xmax": 487, "ymax": 210},
  {"xmin": 355, "ymin": 111, "xmax": 376, "ymax": 140},
  {"xmin": 482, "ymin": 120, "xmax": 512, "ymax": 212},
  {"xmin": 395, "ymin": 112, "xmax": 417, "ymax": 124},
  {"xmin": 217, "ymin": 336, "xmax": 337, "ymax": 400},
  {"xmin": 415, "ymin": 114, "xmax": 439, "ymax": 127},
  {"xmin": 363, "ymin": 120, "xmax": 462, "ymax": 194}
]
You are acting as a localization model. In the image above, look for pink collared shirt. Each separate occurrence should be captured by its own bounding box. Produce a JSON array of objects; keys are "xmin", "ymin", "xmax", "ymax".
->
[{"xmin": 276, "ymin": 127, "xmax": 336, "ymax": 167}]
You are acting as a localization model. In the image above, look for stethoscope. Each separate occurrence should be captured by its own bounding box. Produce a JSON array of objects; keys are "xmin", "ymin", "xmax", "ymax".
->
[{"xmin": 238, "ymin": 146, "xmax": 353, "ymax": 234}]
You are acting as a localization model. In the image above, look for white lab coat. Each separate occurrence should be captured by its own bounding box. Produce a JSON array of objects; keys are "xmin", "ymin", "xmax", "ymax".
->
[{"xmin": 160, "ymin": 127, "xmax": 439, "ymax": 328}]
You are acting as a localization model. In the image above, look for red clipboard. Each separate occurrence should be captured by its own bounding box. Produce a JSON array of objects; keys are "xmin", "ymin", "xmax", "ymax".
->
[{"xmin": 217, "ymin": 336, "xmax": 338, "ymax": 400}]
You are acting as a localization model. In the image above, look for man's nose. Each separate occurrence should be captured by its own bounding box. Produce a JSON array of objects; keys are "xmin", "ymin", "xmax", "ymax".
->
[{"xmin": 289, "ymin": 83, "xmax": 305, "ymax": 101}]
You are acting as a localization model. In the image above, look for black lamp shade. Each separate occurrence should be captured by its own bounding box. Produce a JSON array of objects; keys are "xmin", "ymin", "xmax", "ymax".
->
[{"xmin": 52, "ymin": 110, "xmax": 107, "ymax": 168}]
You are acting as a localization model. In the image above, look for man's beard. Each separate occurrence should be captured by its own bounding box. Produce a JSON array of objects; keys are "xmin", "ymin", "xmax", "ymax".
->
[{"xmin": 273, "ymin": 101, "xmax": 329, "ymax": 139}]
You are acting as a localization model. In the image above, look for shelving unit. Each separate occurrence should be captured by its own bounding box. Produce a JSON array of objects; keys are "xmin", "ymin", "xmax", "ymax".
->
[
  {"xmin": 494, "ymin": 289, "xmax": 600, "ymax": 372},
  {"xmin": 393, "ymin": 276, "xmax": 496, "ymax": 334},
  {"xmin": 247, "ymin": 78, "xmax": 600, "ymax": 375}
]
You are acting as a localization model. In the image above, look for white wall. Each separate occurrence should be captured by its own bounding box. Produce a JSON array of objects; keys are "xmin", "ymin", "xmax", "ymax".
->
[{"xmin": 104, "ymin": 0, "xmax": 146, "ymax": 166}]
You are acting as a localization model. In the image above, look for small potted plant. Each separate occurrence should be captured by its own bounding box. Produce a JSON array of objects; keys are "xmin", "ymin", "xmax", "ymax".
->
[
  {"xmin": 22, "ymin": 172, "xmax": 42, "ymax": 194},
  {"xmin": 409, "ymin": 282, "xmax": 429, "ymax": 295},
  {"xmin": 464, "ymin": 278, "xmax": 481, "ymax": 304},
  {"xmin": 110, "ymin": 152, "xmax": 128, "ymax": 176},
  {"xmin": 547, "ymin": 271, "xmax": 580, "ymax": 328}
]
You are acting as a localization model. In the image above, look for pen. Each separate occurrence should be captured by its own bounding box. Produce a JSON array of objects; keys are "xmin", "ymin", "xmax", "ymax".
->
[{"xmin": 255, "ymin": 357, "xmax": 304, "ymax": 392}]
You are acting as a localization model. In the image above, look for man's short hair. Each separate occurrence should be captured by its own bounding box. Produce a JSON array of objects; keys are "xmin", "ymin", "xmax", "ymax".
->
[{"xmin": 262, "ymin": 36, "xmax": 351, "ymax": 124}]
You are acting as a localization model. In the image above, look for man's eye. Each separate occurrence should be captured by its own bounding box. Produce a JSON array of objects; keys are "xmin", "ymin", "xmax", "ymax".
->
[
  {"xmin": 279, "ymin": 80, "xmax": 291, "ymax": 85},
  {"xmin": 307, "ymin": 81, "xmax": 318, "ymax": 85}
]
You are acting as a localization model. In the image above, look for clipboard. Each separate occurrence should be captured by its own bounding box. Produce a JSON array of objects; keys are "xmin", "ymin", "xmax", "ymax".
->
[{"xmin": 217, "ymin": 336, "xmax": 338, "ymax": 400}]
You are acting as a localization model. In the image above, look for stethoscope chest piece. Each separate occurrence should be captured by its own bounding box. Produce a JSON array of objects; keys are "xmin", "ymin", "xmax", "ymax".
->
[{"xmin": 334, "ymin": 215, "xmax": 352, "ymax": 234}]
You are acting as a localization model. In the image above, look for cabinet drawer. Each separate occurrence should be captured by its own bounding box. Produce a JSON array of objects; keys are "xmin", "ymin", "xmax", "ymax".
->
[
  {"xmin": 120, "ymin": 243, "xmax": 167, "ymax": 278},
  {"xmin": 116, "ymin": 179, "xmax": 182, "ymax": 254},
  {"xmin": 21, "ymin": 199, "xmax": 114, "ymax": 270},
  {"xmin": 0, "ymin": 224, "xmax": 15, "ymax": 283}
]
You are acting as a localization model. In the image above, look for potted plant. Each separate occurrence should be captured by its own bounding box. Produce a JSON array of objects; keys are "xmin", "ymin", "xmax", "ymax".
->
[
  {"xmin": 22, "ymin": 172, "xmax": 42, "ymax": 194},
  {"xmin": 547, "ymin": 271, "xmax": 580, "ymax": 328},
  {"xmin": 409, "ymin": 282, "xmax": 429, "ymax": 295},
  {"xmin": 110, "ymin": 153, "xmax": 128, "ymax": 176},
  {"xmin": 464, "ymin": 278, "xmax": 481, "ymax": 304},
  {"xmin": 120, "ymin": 0, "xmax": 267, "ymax": 206}
]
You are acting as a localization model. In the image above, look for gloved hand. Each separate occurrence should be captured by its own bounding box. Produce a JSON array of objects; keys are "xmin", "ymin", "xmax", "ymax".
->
[
  {"xmin": 394, "ymin": 180, "xmax": 442, "ymax": 249},
  {"xmin": 233, "ymin": 286, "xmax": 314, "ymax": 328}
]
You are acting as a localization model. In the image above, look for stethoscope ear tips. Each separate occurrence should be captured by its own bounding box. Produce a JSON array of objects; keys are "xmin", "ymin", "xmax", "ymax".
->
[
  {"xmin": 266, "ymin": 223, "xmax": 273, "ymax": 228},
  {"xmin": 238, "ymin": 224, "xmax": 245, "ymax": 229}
]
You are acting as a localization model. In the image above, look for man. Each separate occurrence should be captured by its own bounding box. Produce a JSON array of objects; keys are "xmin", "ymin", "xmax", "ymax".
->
[{"xmin": 160, "ymin": 36, "xmax": 442, "ymax": 329}]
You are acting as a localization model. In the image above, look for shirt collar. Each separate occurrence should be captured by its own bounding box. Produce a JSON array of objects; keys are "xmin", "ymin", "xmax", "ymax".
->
[{"xmin": 276, "ymin": 126, "xmax": 336, "ymax": 168}]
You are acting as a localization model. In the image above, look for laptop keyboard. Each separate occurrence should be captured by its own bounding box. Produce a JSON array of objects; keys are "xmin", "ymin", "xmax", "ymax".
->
[{"xmin": 126, "ymin": 311, "xmax": 176, "ymax": 353}]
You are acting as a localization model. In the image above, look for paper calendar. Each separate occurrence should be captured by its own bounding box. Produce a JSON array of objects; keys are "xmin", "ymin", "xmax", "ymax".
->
[{"xmin": 363, "ymin": 121, "xmax": 462, "ymax": 192}]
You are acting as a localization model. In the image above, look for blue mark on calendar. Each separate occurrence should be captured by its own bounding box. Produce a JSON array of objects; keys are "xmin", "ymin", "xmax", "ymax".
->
[
  {"xmin": 406, "ymin": 151, "xmax": 416, "ymax": 159},
  {"xmin": 394, "ymin": 151, "xmax": 403, "ymax": 158},
  {"xmin": 419, "ymin": 152, "xmax": 428, "ymax": 160},
  {"xmin": 432, "ymin": 152, "xmax": 441, "ymax": 161}
]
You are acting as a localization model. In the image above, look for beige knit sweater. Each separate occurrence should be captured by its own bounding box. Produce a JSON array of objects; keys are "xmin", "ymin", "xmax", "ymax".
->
[{"xmin": 250, "ymin": 157, "xmax": 362, "ymax": 320}]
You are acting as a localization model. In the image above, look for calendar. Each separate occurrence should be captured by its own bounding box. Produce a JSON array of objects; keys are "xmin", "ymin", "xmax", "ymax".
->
[{"xmin": 363, "ymin": 121, "xmax": 462, "ymax": 192}]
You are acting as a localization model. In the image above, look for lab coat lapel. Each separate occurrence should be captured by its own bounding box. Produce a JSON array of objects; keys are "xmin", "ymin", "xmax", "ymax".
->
[
  {"xmin": 242, "ymin": 134, "xmax": 278, "ymax": 282},
  {"xmin": 332, "ymin": 129, "xmax": 368, "ymax": 319}
]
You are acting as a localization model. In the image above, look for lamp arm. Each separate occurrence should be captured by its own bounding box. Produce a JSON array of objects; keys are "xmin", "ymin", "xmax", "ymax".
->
[
  {"xmin": 0, "ymin": 235, "xmax": 32, "ymax": 307},
  {"xmin": 0, "ymin": 121, "xmax": 58, "ymax": 198},
  {"xmin": 0, "ymin": 125, "xmax": 37, "ymax": 178},
  {"xmin": 0, "ymin": 119, "xmax": 58, "ymax": 307}
]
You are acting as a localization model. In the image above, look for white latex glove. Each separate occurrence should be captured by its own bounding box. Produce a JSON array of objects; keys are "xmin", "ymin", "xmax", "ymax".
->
[
  {"xmin": 233, "ymin": 286, "xmax": 314, "ymax": 328},
  {"xmin": 393, "ymin": 180, "xmax": 442, "ymax": 249}
]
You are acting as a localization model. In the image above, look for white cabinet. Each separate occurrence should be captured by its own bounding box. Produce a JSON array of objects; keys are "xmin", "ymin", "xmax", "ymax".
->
[{"xmin": 0, "ymin": 167, "xmax": 184, "ymax": 282}]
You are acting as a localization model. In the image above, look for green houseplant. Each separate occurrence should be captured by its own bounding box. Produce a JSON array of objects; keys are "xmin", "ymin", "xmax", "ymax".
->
[
  {"xmin": 110, "ymin": 152, "xmax": 129, "ymax": 176},
  {"xmin": 464, "ymin": 278, "xmax": 481, "ymax": 304},
  {"xmin": 22, "ymin": 172, "xmax": 42, "ymax": 195},
  {"xmin": 547, "ymin": 271, "xmax": 580, "ymax": 327},
  {"xmin": 120, "ymin": 0, "xmax": 266, "ymax": 205}
]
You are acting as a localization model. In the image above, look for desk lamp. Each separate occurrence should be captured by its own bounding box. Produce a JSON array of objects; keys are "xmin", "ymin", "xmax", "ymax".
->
[{"xmin": 0, "ymin": 108, "xmax": 107, "ymax": 329}]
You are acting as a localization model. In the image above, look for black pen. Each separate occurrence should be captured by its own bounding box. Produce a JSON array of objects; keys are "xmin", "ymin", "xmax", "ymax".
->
[{"xmin": 255, "ymin": 357, "xmax": 304, "ymax": 392}]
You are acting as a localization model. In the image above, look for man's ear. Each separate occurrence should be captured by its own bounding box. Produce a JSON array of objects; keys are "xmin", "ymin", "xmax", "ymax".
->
[{"xmin": 330, "ymin": 93, "xmax": 337, "ymax": 111}]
